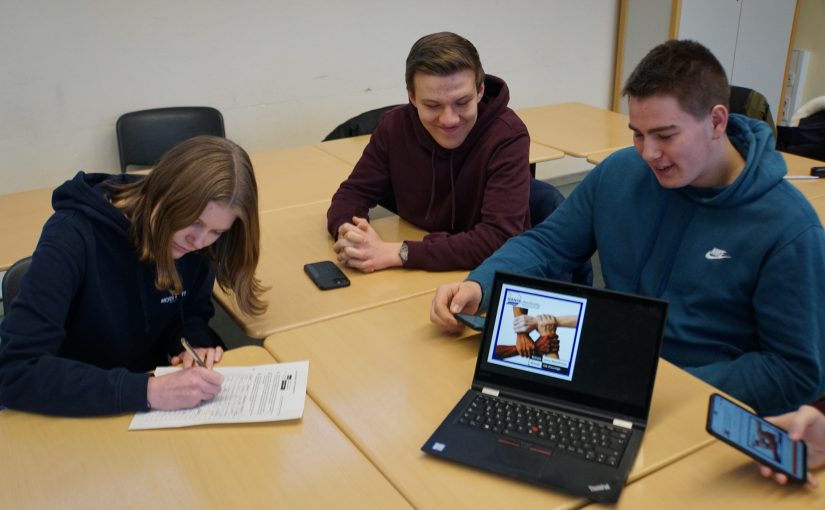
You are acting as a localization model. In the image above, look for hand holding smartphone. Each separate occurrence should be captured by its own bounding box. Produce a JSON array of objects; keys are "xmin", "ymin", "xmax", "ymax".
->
[
  {"xmin": 304, "ymin": 261, "xmax": 350, "ymax": 290},
  {"xmin": 706, "ymin": 393, "xmax": 807, "ymax": 483},
  {"xmin": 453, "ymin": 313, "xmax": 486, "ymax": 331}
]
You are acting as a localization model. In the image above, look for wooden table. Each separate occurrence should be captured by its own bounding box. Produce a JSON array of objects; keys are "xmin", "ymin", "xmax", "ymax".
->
[
  {"xmin": 251, "ymin": 145, "xmax": 353, "ymax": 213},
  {"xmin": 314, "ymin": 134, "xmax": 564, "ymax": 166},
  {"xmin": 517, "ymin": 103, "xmax": 631, "ymax": 158},
  {"xmin": 0, "ymin": 346, "xmax": 410, "ymax": 509},
  {"xmin": 810, "ymin": 195, "xmax": 825, "ymax": 219},
  {"xmin": 586, "ymin": 440, "xmax": 825, "ymax": 510},
  {"xmin": 783, "ymin": 152, "xmax": 825, "ymax": 200},
  {"xmin": 0, "ymin": 145, "xmax": 355, "ymax": 271},
  {"xmin": 263, "ymin": 293, "xmax": 717, "ymax": 509},
  {"xmin": 0, "ymin": 187, "xmax": 53, "ymax": 270},
  {"xmin": 214, "ymin": 202, "xmax": 465, "ymax": 339},
  {"xmin": 585, "ymin": 149, "xmax": 825, "ymax": 203}
]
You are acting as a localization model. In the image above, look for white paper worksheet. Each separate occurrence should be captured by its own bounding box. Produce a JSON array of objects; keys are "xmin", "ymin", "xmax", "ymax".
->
[{"xmin": 129, "ymin": 361, "xmax": 309, "ymax": 430}]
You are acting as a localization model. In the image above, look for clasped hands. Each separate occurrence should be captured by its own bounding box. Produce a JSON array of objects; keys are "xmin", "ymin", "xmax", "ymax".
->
[
  {"xmin": 334, "ymin": 216, "xmax": 402, "ymax": 273},
  {"xmin": 514, "ymin": 314, "xmax": 559, "ymax": 357}
]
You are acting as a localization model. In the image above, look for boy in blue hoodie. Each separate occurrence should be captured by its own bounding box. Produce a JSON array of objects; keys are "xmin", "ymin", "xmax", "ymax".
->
[{"xmin": 430, "ymin": 40, "xmax": 825, "ymax": 416}]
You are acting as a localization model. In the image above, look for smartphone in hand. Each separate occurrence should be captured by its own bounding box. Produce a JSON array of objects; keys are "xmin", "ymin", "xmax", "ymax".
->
[
  {"xmin": 706, "ymin": 393, "xmax": 807, "ymax": 483},
  {"xmin": 453, "ymin": 313, "xmax": 486, "ymax": 331},
  {"xmin": 304, "ymin": 261, "xmax": 350, "ymax": 290}
]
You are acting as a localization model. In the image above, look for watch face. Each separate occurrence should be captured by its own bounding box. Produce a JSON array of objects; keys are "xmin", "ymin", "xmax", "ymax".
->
[{"xmin": 399, "ymin": 242, "xmax": 409, "ymax": 264}]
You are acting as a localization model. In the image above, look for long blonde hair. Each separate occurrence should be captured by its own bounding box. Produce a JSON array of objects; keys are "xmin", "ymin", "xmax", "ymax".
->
[{"xmin": 110, "ymin": 135, "xmax": 267, "ymax": 315}]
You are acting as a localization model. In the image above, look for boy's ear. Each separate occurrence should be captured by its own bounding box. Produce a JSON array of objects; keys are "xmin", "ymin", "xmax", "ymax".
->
[{"xmin": 709, "ymin": 104, "xmax": 729, "ymax": 138}]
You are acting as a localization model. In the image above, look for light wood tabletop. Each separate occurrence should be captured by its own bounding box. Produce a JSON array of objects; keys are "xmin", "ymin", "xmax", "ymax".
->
[
  {"xmin": 586, "ymin": 440, "xmax": 825, "ymax": 510},
  {"xmin": 0, "ymin": 145, "xmax": 354, "ymax": 271},
  {"xmin": 251, "ymin": 144, "xmax": 353, "ymax": 213},
  {"xmin": 314, "ymin": 134, "xmax": 564, "ymax": 166},
  {"xmin": 517, "ymin": 103, "xmax": 631, "ymax": 158},
  {"xmin": 263, "ymin": 293, "xmax": 718, "ymax": 508},
  {"xmin": 0, "ymin": 187, "xmax": 53, "ymax": 270},
  {"xmin": 214, "ymin": 201, "xmax": 466, "ymax": 339},
  {"xmin": 585, "ymin": 149, "xmax": 825, "ymax": 203},
  {"xmin": 810, "ymin": 195, "xmax": 825, "ymax": 219},
  {"xmin": 0, "ymin": 346, "xmax": 411, "ymax": 510}
]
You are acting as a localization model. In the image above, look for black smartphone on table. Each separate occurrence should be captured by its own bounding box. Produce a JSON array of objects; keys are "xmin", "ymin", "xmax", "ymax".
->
[
  {"xmin": 304, "ymin": 261, "xmax": 350, "ymax": 290},
  {"xmin": 453, "ymin": 313, "xmax": 486, "ymax": 331},
  {"xmin": 706, "ymin": 393, "xmax": 807, "ymax": 483}
]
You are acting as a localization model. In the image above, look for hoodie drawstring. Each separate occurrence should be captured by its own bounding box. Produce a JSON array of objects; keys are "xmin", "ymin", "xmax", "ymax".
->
[
  {"xmin": 449, "ymin": 153, "xmax": 456, "ymax": 231},
  {"xmin": 424, "ymin": 148, "xmax": 437, "ymax": 221},
  {"xmin": 424, "ymin": 149, "xmax": 457, "ymax": 231}
]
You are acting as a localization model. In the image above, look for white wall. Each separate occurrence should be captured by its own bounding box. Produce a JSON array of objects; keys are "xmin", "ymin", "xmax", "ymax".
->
[{"xmin": 0, "ymin": 0, "xmax": 619, "ymax": 194}]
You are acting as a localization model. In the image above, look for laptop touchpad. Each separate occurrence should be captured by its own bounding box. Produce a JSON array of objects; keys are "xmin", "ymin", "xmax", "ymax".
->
[{"xmin": 493, "ymin": 439, "xmax": 550, "ymax": 474}]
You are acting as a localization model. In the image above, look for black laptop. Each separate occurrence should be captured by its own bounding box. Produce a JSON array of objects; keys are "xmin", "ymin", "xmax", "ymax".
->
[{"xmin": 421, "ymin": 272, "xmax": 668, "ymax": 503}]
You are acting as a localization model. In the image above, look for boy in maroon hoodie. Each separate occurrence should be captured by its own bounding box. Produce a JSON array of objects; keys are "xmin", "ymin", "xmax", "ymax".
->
[{"xmin": 327, "ymin": 31, "xmax": 531, "ymax": 272}]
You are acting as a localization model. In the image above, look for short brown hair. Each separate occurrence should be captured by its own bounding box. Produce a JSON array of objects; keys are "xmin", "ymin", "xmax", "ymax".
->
[
  {"xmin": 111, "ymin": 135, "xmax": 267, "ymax": 316},
  {"xmin": 623, "ymin": 39, "xmax": 729, "ymax": 120},
  {"xmin": 405, "ymin": 32, "xmax": 485, "ymax": 95}
]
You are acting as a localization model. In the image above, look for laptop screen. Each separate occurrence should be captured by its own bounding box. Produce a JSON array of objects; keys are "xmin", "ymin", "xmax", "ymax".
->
[{"xmin": 474, "ymin": 272, "xmax": 668, "ymax": 422}]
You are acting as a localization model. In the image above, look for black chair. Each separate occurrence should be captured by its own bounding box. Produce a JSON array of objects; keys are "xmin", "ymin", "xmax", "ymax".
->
[
  {"xmin": 322, "ymin": 105, "xmax": 402, "ymax": 142},
  {"xmin": 529, "ymin": 179, "xmax": 593, "ymax": 286},
  {"xmin": 323, "ymin": 105, "xmax": 403, "ymax": 213},
  {"xmin": 116, "ymin": 106, "xmax": 225, "ymax": 172},
  {"xmin": 2, "ymin": 256, "xmax": 32, "ymax": 316},
  {"xmin": 729, "ymin": 85, "xmax": 775, "ymax": 132},
  {"xmin": 777, "ymin": 107, "xmax": 825, "ymax": 162}
]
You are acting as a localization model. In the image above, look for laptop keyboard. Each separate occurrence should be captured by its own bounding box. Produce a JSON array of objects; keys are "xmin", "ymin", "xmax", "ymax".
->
[{"xmin": 459, "ymin": 393, "xmax": 631, "ymax": 467}]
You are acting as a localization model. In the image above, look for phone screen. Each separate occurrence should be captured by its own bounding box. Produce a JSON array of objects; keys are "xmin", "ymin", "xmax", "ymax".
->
[{"xmin": 707, "ymin": 394, "xmax": 807, "ymax": 482}]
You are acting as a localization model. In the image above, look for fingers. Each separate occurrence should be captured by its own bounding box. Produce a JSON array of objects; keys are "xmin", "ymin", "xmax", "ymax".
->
[
  {"xmin": 148, "ymin": 367, "xmax": 224, "ymax": 411},
  {"xmin": 203, "ymin": 347, "xmax": 223, "ymax": 368},
  {"xmin": 515, "ymin": 335, "xmax": 534, "ymax": 357},
  {"xmin": 336, "ymin": 221, "xmax": 358, "ymax": 239},
  {"xmin": 352, "ymin": 216, "xmax": 371, "ymax": 232},
  {"xmin": 343, "ymin": 257, "xmax": 375, "ymax": 273},
  {"xmin": 172, "ymin": 347, "xmax": 223, "ymax": 369},
  {"xmin": 448, "ymin": 282, "xmax": 482, "ymax": 315},
  {"xmin": 430, "ymin": 283, "xmax": 464, "ymax": 333},
  {"xmin": 512, "ymin": 316, "xmax": 529, "ymax": 333}
]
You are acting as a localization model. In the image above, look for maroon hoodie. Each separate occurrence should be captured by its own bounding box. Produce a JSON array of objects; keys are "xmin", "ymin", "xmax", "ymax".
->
[{"xmin": 326, "ymin": 74, "xmax": 531, "ymax": 271}]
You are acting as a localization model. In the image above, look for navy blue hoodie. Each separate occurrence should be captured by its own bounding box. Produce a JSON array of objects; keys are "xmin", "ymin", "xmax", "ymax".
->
[{"xmin": 0, "ymin": 172, "xmax": 217, "ymax": 416}]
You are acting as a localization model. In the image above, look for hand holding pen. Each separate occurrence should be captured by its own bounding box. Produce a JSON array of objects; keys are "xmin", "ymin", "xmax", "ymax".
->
[{"xmin": 147, "ymin": 341, "xmax": 225, "ymax": 411}]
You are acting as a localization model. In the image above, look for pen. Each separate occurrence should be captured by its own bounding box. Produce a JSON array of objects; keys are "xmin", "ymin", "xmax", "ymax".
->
[
  {"xmin": 180, "ymin": 337, "xmax": 206, "ymax": 368},
  {"xmin": 783, "ymin": 175, "xmax": 820, "ymax": 180}
]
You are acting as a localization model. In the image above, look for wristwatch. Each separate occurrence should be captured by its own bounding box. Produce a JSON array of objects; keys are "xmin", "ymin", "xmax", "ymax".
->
[{"xmin": 398, "ymin": 242, "xmax": 409, "ymax": 266}]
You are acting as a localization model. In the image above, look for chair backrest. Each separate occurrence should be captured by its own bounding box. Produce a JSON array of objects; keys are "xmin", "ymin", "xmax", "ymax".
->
[
  {"xmin": 729, "ymin": 85, "xmax": 775, "ymax": 132},
  {"xmin": 116, "ymin": 106, "xmax": 225, "ymax": 172},
  {"xmin": 529, "ymin": 178, "xmax": 565, "ymax": 227},
  {"xmin": 528, "ymin": 179, "xmax": 593, "ymax": 286},
  {"xmin": 322, "ymin": 105, "xmax": 403, "ymax": 141},
  {"xmin": 2, "ymin": 256, "xmax": 32, "ymax": 316}
]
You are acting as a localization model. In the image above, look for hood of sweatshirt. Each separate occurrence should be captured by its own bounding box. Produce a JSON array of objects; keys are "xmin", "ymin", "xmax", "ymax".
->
[
  {"xmin": 51, "ymin": 171, "xmax": 138, "ymax": 242},
  {"xmin": 679, "ymin": 114, "xmax": 785, "ymax": 207},
  {"xmin": 406, "ymin": 74, "xmax": 513, "ymax": 228}
]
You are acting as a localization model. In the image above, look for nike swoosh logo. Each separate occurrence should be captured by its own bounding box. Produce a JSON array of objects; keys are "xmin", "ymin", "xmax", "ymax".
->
[{"xmin": 705, "ymin": 248, "xmax": 731, "ymax": 260}]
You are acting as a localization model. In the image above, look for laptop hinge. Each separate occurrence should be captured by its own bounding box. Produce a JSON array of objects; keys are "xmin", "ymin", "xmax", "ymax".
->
[
  {"xmin": 612, "ymin": 418, "xmax": 633, "ymax": 429},
  {"xmin": 481, "ymin": 387, "xmax": 500, "ymax": 397}
]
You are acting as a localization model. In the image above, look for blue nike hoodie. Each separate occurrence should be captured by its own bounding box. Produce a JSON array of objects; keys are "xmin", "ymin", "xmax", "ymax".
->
[
  {"xmin": 0, "ymin": 172, "xmax": 217, "ymax": 416},
  {"xmin": 469, "ymin": 115, "xmax": 825, "ymax": 415}
]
